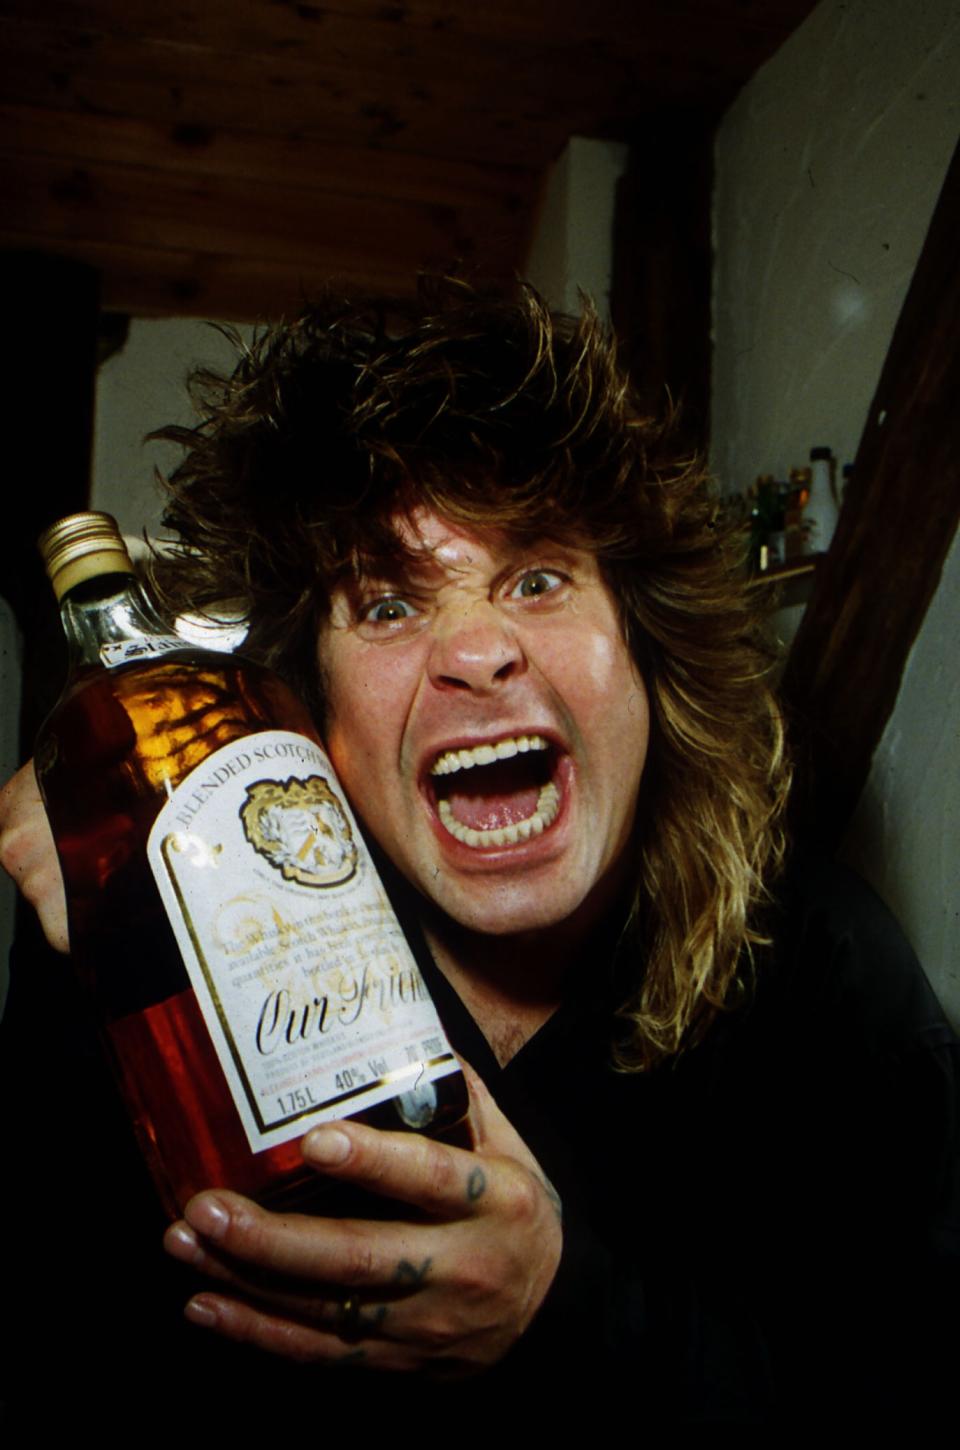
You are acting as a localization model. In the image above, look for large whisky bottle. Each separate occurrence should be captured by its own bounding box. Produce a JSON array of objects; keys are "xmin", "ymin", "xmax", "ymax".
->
[{"xmin": 35, "ymin": 512, "xmax": 467, "ymax": 1218}]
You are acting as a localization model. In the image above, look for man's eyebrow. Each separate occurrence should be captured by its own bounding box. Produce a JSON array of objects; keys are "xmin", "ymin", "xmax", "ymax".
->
[
  {"xmin": 345, "ymin": 536, "xmax": 584, "ymax": 591},
  {"xmin": 347, "ymin": 550, "xmax": 446, "ymax": 589}
]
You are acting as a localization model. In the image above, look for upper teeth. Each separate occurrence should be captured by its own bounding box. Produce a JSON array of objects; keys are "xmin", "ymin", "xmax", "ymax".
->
[{"xmin": 430, "ymin": 734, "xmax": 549, "ymax": 776}]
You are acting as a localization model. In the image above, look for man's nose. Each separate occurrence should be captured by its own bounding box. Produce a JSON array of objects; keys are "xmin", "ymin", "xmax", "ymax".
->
[{"xmin": 427, "ymin": 602, "xmax": 526, "ymax": 693}]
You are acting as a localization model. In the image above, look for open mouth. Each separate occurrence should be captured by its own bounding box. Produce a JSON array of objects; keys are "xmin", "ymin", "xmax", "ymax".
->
[{"xmin": 428, "ymin": 734, "xmax": 562, "ymax": 849}]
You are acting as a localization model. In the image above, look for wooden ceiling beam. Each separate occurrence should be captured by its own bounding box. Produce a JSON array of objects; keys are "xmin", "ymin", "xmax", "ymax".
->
[
  {"xmin": 0, "ymin": 234, "xmax": 441, "ymax": 317},
  {"xmin": 0, "ymin": 154, "xmax": 526, "ymax": 315},
  {"xmin": 0, "ymin": 103, "xmax": 536, "ymax": 210},
  {"xmin": 0, "ymin": 97, "xmax": 537, "ymax": 313},
  {"xmin": 0, "ymin": 2, "xmax": 815, "ymax": 78},
  {"xmin": 0, "ymin": 154, "xmax": 474, "ymax": 262},
  {"xmin": 0, "ymin": 18, "xmax": 649, "ymax": 115},
  {"xmin": 0, "ymin": 22, "xmax": 611, "ymax": 167}
]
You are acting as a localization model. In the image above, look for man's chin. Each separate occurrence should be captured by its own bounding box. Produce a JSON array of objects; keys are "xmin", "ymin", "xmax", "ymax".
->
[{"xmin": 416, "ymin": 862, "xmax": 598, "ymax": 942}]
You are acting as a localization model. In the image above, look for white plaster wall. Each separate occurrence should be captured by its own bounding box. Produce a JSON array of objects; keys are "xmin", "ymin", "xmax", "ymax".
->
[
  {"xmin": 92, "ymin": 318, "xmax": 254, "ymax": 534},
  {"xmin": 526, "ymin": 136, "xmax": 629, "ymax": 322},
  {"xmin": 712, "ymin": 0, "xmax": 959, "ymax": 493},
  {"xmin": 844, "ymin": 532, "xmax": 960, "ymax": 1017},
  {"xmin": 712, "ymin": 0, "xmax": 960, "ymax": 1020}
]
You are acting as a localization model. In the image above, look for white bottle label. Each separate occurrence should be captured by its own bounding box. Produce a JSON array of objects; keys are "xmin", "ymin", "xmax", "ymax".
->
[{"xmin": 147, "ymin": 730, "xmax": 458, "ymax": 1153}]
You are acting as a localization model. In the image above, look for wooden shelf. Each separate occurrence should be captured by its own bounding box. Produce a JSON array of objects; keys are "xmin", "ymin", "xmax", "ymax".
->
[{"xmin": 746, "ymin": 554, "xmax": 822, "ymax": 589}]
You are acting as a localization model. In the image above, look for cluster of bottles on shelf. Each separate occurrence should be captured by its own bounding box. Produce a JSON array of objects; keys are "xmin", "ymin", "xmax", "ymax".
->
[{"xmin": 720, "ymin": 446, "xmax": 852, "ymax": 574}]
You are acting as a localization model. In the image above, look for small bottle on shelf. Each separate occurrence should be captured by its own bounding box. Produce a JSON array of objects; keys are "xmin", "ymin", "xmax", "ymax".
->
[
  {"xmin": 749, "ymin": 473, "xmax": 780, "ymax": 572},
  {"xmin": 806, "ymin": 446, "xmax": 839, "ymax": 552},
  {"xmin": 784, "ymin": 468, "xmax": 810, "ymax": 560}
]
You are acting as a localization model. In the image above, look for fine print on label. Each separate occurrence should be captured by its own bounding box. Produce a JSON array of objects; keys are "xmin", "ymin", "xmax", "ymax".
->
[{"xmin": 147, "ymin": 730, "xmax": 458, "ymax": 1152}]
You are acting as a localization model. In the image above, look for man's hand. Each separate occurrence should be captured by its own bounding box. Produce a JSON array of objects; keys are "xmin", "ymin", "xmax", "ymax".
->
[
  {"xmin": 163, "ymin": 1063, "xmax": 563, "ymax": 1375},
  {"xmin": 0, "ymin": 762, "xmax": 68, "ymax": 953}
]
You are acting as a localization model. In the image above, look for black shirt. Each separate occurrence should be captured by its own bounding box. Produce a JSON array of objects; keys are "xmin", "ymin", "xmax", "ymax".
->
[{"xmin": 2, "ymin": 856, "xmax": 957, "ymax": 1430}]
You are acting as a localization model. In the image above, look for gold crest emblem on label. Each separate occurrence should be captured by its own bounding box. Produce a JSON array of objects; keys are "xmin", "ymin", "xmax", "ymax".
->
[{"xmin": 240, "ymin": 775, "xmax": 358, "ymax": 887}]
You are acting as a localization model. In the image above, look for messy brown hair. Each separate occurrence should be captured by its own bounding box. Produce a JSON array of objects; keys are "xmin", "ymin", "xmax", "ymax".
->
[{"xmin": 154, "ymin": 276, "xmax": 789, "ymax": 1070}]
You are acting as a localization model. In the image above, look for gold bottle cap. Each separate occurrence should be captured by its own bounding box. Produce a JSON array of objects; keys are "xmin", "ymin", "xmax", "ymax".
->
[{"xmin": 38, "ymin": 511, "xmax": 136, "ymax": 601}]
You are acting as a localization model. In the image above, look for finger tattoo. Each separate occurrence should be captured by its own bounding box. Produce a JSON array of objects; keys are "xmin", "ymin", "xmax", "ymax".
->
[
  {"xmin": 466, "ymin": 1165, "xmax": 487, "ymax": 1202},
  {"xmin": 537, "ymin": 1173, "xmax": 563, "ymax": 1224},
  {"xmin": 336, "ymin": 1348, "xmax": 368, "ymax": 1366},
  {"xmin": 393, "ymin": 1257, "xmax": 433, "ymax": 1287}
]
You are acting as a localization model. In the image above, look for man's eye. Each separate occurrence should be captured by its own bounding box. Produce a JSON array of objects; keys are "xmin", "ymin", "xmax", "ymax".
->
[
  {"xmin": 511, "ymin": 569, "xmax": 564, "ymax": 599},
  {"xmin": 361, "ymin": 597, "xmax": 418, "ymax": 623}
]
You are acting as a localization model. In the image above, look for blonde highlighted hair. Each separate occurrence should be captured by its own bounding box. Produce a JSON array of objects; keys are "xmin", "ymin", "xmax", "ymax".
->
[{"xmin": 154, "ymin": 277, "xmax": 789, "ymax": 1070}]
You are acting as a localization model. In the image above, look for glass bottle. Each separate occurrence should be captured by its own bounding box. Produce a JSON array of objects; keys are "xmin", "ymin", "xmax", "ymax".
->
[
  {"xmin": 806, "ymin": 446, "xmax": 839, "ymax": 552},
  {"xmin": 35, "ymin": 512, "xmax": 468, "ymax": 1218}
]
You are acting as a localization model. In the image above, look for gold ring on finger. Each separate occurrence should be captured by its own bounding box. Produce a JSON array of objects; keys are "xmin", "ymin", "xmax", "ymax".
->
[{"xmin": 336, "ymin": 1292, "xmax": 364, "ymax": 1343}]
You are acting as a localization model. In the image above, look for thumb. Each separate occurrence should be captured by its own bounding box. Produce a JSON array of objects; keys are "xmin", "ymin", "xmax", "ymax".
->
[
  {"xmin": 457, "ymin": 1055, "xmax": 540, "ymax": 1169},
  {"xmin": 458, "ymin": 1055, "xmax": 563, "ymax": 1227}
]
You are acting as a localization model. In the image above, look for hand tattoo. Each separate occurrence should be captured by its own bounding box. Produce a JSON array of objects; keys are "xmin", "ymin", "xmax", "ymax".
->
[
  {"xmin": 393, "ymin": 1257, "xmax": 433, "ymax": 1287},
  {"xmin": 537, "ymin": 1172, "xmax": 563, "ymax": 1225},
  {"xmin": 466, "ymin": 1165, "xmax": 487, "ymax": 1202},
  {"xmin": 336, "ymin": 1348, "xmax": 368, "ymax": 1366}
]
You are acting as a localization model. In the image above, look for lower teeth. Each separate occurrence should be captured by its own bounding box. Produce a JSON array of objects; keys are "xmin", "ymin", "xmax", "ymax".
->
[{"xmin": 437, "ymin": 781, "xmax": 560, "ymax": 848}]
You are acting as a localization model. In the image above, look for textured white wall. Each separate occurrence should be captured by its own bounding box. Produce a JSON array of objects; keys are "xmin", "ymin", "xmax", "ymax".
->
[
  {"xmin": 92, "ymin": 318, "xmax": 254, "ymax": 534},
  {"xmin": 844, "ymin": 533, "xmax": 960, "ymax": 1019},
  {"xmin": 712, "ymin": 0, "xmax": 960, "ymax": 1020},
  {"xmin": 712, "ymin": 0, "xmax": 959, "ymax": 492}
]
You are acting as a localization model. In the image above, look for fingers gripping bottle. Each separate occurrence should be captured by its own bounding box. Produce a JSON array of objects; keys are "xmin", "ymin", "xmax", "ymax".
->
[{"xmin": 35, "ymin": 512, "xmax": 467, "ymax": 1217}]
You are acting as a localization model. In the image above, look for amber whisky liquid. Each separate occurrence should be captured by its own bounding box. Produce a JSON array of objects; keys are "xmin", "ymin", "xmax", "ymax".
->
[{"xmin": 37, "ymin": 652, "xmax": 467, "ymax": 1217}]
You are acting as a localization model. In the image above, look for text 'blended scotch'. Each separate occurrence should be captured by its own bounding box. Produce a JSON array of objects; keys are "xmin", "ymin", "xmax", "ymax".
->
[{"xmin": 35, "ymin": 512, "xmax": 467, "ymax": 1218}]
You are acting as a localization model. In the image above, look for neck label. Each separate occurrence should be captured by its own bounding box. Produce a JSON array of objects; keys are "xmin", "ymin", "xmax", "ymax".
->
[{"xmin": 100, "ymin": 636, "xmax": 186, "ymax": 668}]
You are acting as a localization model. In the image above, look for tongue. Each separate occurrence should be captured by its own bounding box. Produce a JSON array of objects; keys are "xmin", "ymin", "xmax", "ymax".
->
[
  {"xmin": 437, "ymin": 758, "xmax": 545, "ymax": 831},
  {"xmin": 446, "ymin": 783, "xmax": 541, "ymax": 831}
]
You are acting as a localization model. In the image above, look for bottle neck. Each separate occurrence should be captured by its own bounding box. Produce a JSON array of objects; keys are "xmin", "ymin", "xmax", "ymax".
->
[{"xmin": 59, "ymin": 571, "xmax": 180, "ymax": 671}]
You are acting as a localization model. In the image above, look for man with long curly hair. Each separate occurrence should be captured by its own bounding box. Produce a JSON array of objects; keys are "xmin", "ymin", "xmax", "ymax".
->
[{"xmin": 1, "ymin": 279, "xmax": 955, "ymax": 1427}]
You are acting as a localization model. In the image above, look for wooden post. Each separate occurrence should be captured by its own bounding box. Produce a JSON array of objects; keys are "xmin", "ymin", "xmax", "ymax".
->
[{"xmin": 610, "ymin": 112, "xmax": 715, "ymax": 451}]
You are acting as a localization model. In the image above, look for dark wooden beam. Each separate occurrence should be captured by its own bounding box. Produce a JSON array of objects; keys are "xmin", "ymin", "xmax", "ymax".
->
[
  {"xmin": 780, "ymin": 135, "xmax": 960, "ymax": 847},
  {"xmin": 610, "ymin": 113, "xmax": 715, "ymax": 450},
  {"xmin": 0, "ymin": 142, "xmax": 532, "ymax": 318},
  {"xmin": 4, "ymin": 251, "xmax": 99, "ymax": 741}
]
